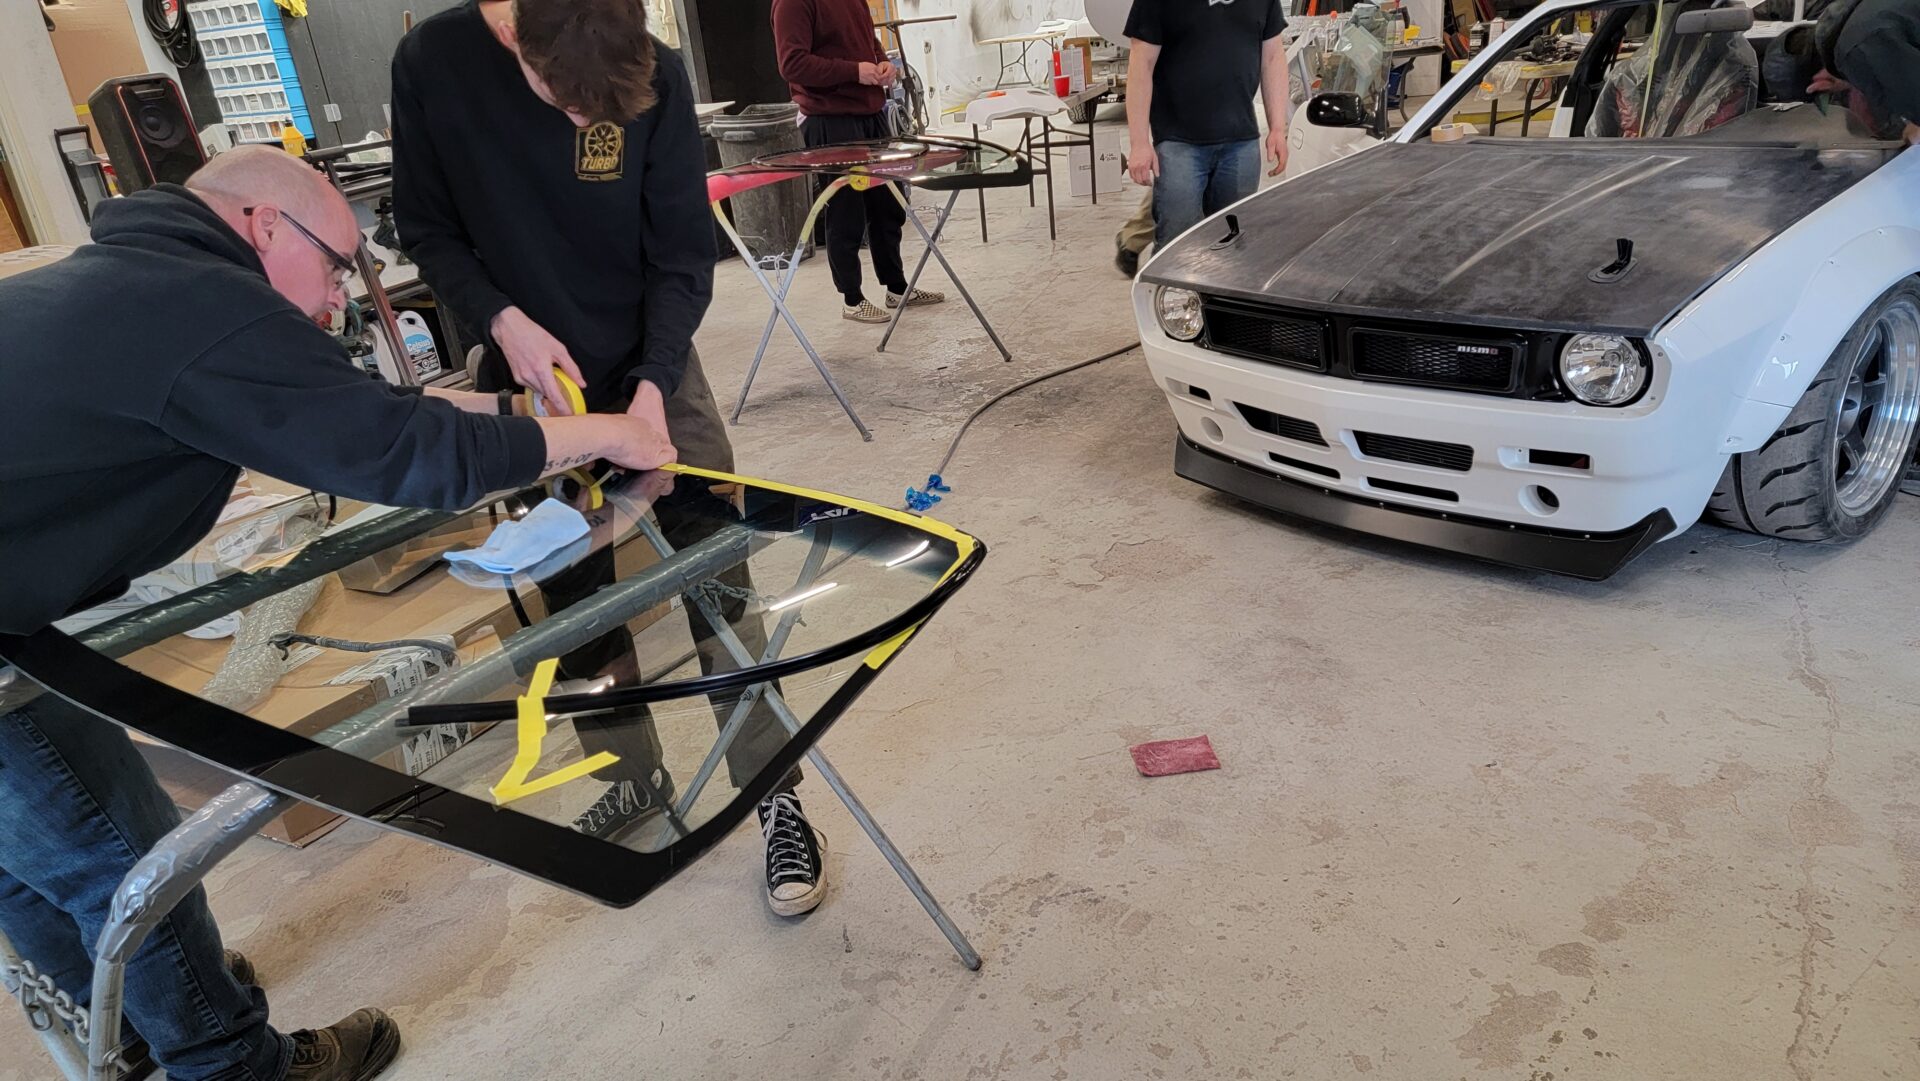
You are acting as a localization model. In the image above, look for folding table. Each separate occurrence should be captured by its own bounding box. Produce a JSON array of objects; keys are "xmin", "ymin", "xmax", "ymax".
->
[
  {"xmin": 2, "ymin": 466, "xmax": 985, "ymax": 1080},
  {"xmin": 708, "ymin": 135, "xmax": 1031, "ymax": 439}
]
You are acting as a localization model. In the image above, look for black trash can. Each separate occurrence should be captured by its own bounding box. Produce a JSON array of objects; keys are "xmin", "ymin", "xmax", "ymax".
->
[
  {"xmin": 710, "ymin": 103, "xmax": 812, "ymax": 264},
  {"xmin": 698, "ymin": 113, "xmax": 733, "ymax": 265}
]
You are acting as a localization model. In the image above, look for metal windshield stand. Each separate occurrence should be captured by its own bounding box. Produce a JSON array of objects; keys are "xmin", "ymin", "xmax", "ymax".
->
[
  {"xmin": 876, "ymin": 186, "xmax": 1013, "ymax": 364},
  {"xmin": 634, "ymin": 519, "xmax": 982, "ymax": 970},
  {"xmin": 711, "ymin": 173, "xmax": 874, "ymax": 442},
  {"xmin": 4, "ymin": 781, "xmax": 284, "ymax": 1081}
]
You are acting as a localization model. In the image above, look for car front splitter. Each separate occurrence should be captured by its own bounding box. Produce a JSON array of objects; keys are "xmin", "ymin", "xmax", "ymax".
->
[{"xmin": 1174, "ymin": 436, "xmax": 1675, "ymax": 581}]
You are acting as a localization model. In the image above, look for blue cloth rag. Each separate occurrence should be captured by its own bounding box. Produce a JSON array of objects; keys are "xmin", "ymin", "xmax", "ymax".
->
[{"xmin": 444, "ymin": 501, "xmax": 592, "ymax": 575}]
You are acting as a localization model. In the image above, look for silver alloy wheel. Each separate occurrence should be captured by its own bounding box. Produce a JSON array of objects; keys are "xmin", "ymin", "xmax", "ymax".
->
[{"xmin": 1833, "ymin": 297, "xmax": 1920, "ymax": 516}]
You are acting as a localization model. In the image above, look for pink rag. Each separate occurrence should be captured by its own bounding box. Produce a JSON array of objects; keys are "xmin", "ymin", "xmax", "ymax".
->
[{"xmin": 1129, "ymin": 735, "xmax": 1221, "ymax": 777}]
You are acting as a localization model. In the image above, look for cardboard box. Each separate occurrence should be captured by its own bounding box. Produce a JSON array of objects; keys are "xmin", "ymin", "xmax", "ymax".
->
[
  {"xmin": 129, "ymin": 527, "xmax": 672, "ymax": 845},
  {"xmin": 1060, "ymin": 37, "xmax": 1096, "ymax": 93},
  {"xmin": 1069, "ymin": 144, "xmax": 1124, "ymax": 197}
]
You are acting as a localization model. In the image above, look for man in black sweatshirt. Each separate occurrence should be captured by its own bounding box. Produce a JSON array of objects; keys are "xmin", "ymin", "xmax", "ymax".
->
[
  {"xmin": 0, "ymin": 146, "xmax": 670, "ymax": 1081},
  {"xmin": 391, "ymin": 0, "xmax": 829, "ymax": 917}
]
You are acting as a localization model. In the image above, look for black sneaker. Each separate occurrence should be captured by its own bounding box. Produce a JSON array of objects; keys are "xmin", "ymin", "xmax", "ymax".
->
[
  {"xmin": 758, "ymin": 792, "xmax": 828, "ymax": 916},
  {"xmin": 572, "ymin": 771, "xmax": 674, "ymax": 842},
  {"xmin": 1114, "ymin": 241, "xmax": 1140, "ymax": 278},
  {"xmin": 284, "ymin": 1008, "xmax": 401, "ymax": 1081}
]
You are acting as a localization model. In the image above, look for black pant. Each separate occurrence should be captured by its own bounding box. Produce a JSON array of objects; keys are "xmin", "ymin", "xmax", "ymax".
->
[
  {"xmin": 802, "ymin": 112, "xmax": 907, "ymax": 304},
  {"xmin": 478, "ymin": 350, "xmax": 799, "ymax": 798}
]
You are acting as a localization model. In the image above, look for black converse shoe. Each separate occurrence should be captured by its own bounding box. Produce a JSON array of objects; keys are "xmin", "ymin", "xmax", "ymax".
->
[
  {"xmin": 573, "ymin": 772, "xmax": 674, "ymax": 842},
  {"xmin": 758, "ymin": 792, "xmax": 827, "ymax": 916}
]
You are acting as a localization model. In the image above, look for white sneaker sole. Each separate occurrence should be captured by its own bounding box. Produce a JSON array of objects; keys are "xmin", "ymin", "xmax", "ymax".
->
[{"xmin": 767, "ymin": 832, "xmax": 829, "ymax": 917}]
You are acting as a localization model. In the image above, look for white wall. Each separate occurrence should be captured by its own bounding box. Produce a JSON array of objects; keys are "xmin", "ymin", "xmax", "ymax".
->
[
  {"xmin": 895, "ymin": 0, "xmax": 1085, "ymax": 122},
  {"xmin": 0, "ymin": 0, "xmax": 92, "ymax": 245}
]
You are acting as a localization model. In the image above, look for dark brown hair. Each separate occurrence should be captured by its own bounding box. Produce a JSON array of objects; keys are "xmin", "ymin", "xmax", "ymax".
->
[{"xmin": 513, "ymin": 0, "xmax": 657, "ymax": 123}]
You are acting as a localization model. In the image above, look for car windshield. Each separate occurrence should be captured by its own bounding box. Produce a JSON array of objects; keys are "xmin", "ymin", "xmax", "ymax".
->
[{"xmin": 1421, "ymin": 0, "xmax": 1899, "ymax": 143}]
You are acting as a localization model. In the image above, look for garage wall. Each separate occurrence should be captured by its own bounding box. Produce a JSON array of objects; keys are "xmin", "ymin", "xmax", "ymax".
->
[
  {"xmin": 891, "ymin": 0, "xmax": 1083, "ymax": 119},
  {"xmin": 44, "ymin": 0, "xmax": 150, "ymax": 146}
]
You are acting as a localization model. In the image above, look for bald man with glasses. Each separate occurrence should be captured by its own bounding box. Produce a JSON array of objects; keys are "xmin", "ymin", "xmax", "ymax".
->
[{"xmin": 0, "ymin": 145, "xmax": 674, "ymax": 1081}]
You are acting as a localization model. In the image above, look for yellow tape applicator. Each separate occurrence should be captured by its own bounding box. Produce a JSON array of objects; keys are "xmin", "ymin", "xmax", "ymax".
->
[
  {"xmin": 489, "ymin": 657, "xmax": 620, "ymax": 805},
  {"xmin": 522, "ymin": 370, "xmax": 604, "ymax": 510}
]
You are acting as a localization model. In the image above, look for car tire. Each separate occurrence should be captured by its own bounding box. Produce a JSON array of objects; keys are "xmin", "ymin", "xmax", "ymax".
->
[
  {"xmin": 1066, "ymin": 100, "xmax": 1098, "ymax": 125},
  {"xmin": 1706, "ymin": 278, "xmax": 1920, "ymax": 541}
]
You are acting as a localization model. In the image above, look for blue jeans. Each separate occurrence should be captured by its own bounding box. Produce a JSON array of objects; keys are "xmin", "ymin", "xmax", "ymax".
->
[
  {"xmin": 0, "ymin": 693, "xmax": 290, "ymax": 1080},
  {"xmin": 1152, "ymin": 138, "xmax": 1262, "ymax": 248}
]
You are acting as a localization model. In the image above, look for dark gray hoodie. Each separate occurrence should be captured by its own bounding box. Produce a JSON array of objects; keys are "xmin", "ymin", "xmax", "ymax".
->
[{"xmin": 0, "ymin": 184, "xmax": 545, "ymax": 634}]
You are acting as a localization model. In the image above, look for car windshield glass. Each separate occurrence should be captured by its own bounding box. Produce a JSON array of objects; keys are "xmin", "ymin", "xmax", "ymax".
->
[
  {"xmin": 1423, "ymin": 0, "xmax": 1898, "ymax": 143},
  {"xmin": 0, "ymin": 468, "xmax": 982, "ymax": 906}
]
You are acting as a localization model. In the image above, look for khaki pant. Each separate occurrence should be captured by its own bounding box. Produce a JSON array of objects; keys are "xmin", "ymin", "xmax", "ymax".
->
[{"xmin": 1115, "ymin": 191, "xmax": 1155, "ymax": 256}]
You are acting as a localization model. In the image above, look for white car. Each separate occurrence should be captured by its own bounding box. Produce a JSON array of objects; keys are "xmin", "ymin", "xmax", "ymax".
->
[{"xmin": 1135, "ymin": 0, "xmax": 1919, "ymax": 579}]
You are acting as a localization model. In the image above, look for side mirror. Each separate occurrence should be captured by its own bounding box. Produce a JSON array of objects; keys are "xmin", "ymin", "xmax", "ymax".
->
[
  {"xmin": 1673, "ymin": 5, "xmax": 1754, "ymax": 35},
  {"xmin": 1307, "ymin": 92, "xmax": 1367, "ymax": 129}
]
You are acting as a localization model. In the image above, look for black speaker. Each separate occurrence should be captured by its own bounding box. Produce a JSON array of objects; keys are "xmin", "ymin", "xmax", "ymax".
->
[{"xmin": 88, "ymin": 75, "xmax": 208, "ymax": 193}]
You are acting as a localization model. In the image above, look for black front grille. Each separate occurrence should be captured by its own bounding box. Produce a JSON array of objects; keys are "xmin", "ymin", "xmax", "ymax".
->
[
  {"xmin": 1354, "ymin": 431, "xmax": 1474, "ymax": 472},
  {"xmin": 1203, "ymin": 301, "xmax": 1327, "ymax": 371},
  {"xmin": 1235, "ymin": 403, "xmax": 1326, "ymax": 446},
  {"xmin": 1350, "ymin": 330, "xmax": 1520, "ymax": 392}
]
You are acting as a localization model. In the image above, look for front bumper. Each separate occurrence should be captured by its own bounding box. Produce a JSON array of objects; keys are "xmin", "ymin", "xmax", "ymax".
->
[{"xmin": 1177, "ymin": 436, "xmax": 1675, "ymax": 580}]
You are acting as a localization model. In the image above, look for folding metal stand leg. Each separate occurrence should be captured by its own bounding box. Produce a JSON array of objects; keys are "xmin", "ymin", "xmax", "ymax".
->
[
  {"xmin": 635, "ymin": 520, "xmax": 983, "ymax": 970},
  {"xmin": 671, "ymin": 531, "xmax": 831, "ymax": 818},
  {"xmin": 713, "ymin": 192, "xmax": 874, "ymax": 441},
  {"xmin": 877, "ymin": 187, "xmax": 1013, "ymax": 362},
  {"xmin": 5, "ymin": 782, "xmax": 285, "ymax": 1081}
]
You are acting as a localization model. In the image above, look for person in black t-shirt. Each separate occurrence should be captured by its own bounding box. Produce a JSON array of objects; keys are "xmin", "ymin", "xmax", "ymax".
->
[
  {"xmin": 391, "ymin": 0, "xmax": 829, "ymax": 918},
  {"xmin": 1124, "ymin": 0, "xmax": 1292, "ymax": 247}
]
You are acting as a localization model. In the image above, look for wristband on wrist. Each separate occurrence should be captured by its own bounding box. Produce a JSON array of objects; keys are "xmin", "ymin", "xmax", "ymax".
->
[{"xmin": 497, "ymin": 388, "xmax": 517, "ymax": 416}]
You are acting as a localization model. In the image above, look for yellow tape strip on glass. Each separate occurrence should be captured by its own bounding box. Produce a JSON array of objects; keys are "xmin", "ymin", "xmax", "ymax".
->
[
  {"xmin": 662, "ymin": 464, "xmax": 974, "ymax": 669},
  {"xmin": 490, "ymin": 657, "xmax": 621, "ymax": 805}
]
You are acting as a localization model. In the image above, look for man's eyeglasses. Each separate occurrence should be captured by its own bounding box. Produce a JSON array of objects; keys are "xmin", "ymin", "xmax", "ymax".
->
[{"xmin": 243, "ymin": 206, "xmax": 356, "ymax": 288}]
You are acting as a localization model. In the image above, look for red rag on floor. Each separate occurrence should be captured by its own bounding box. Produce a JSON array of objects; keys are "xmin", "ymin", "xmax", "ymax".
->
[{"xmin": 1129, "ymin": 735, "xmax": 1221, "ymax": 777}]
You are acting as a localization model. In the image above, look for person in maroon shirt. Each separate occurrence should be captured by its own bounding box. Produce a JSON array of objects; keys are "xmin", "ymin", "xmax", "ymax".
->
[{"xmin": 770, "ymin": 0, "xmax": 944, "ymax": 323}]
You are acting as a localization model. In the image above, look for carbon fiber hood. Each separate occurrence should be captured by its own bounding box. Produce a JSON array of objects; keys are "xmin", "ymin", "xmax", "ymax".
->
[{"xmin": 1139, "ymin": 139, "xmax": 1884, "ymax": 335}]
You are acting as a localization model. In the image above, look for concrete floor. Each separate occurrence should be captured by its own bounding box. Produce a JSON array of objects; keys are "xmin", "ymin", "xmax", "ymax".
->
[{"xmin": 9, "ymin": 117, "xmax": 1920, "ymax": 1079}]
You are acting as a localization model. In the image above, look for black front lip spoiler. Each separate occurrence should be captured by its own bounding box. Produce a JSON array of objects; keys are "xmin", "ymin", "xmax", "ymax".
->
[{"xmin": 1175, "ymin": 437, "xmax": 1675, "ymax": 581}]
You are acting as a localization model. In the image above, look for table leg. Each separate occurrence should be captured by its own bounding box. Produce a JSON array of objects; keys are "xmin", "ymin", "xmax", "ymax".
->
[
  {"xmin": 1488, "ymin": 96, "xmax": 1500, "ymax": 136},
  {"xmin": 1088, "ymin": 113, "xmax": 1098, "ymax": 207},
  {"xmin": 1520, "ymin": 79, "xmax": 1537, "ymax": 137},
  {"xmin": 973, "ymin": 123, "xmax": 988, "ymax": 244},
  {"xmin": 1025, "ymin": 118, "xmax": 1037, "ymax": 208},
  {"xmin": 1041, "ymin": 119, "xmax": 1057, "ymax": 241}
]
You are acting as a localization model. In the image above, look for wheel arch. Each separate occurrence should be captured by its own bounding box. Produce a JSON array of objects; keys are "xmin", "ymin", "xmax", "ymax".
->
[{"xmin": 1656, "ymin": 155, "xmax": 1920, "ymax": 453}]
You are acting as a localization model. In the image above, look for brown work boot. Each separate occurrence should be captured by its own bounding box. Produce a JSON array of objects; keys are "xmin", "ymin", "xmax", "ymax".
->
[
  {"xmin": 283, "ymin": 1008, "xmax": 401, "ymax": 1081},
  {"xmin": 225, "ymin": 949, "xmax": 257, "ymax": 987}
]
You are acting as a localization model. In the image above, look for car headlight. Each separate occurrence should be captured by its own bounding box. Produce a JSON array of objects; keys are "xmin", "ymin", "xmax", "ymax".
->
[
  {"xmin": 1156, "ymin": 286, "xmax": 1204, "ymax": 342},
  {"xmin": 1559, "ymin": 333, "xmax": 1649, "ymax": 406}
]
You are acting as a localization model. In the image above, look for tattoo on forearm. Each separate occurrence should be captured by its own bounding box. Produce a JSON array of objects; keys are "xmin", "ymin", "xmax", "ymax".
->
[{"xmin": 543, "ymin": 452, "xmax": 596, "ymax": 472}]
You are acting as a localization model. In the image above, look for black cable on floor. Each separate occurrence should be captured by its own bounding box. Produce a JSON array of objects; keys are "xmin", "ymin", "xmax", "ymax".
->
[{"xmin": 928, "ymin": 340, "xmax": 1141, "ymax": 480}]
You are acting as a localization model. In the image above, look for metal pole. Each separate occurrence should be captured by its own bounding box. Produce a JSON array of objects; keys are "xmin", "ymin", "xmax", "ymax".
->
[
  {"xmin": 889, "ymin": 185, "xmax": 1014, "ymax": 362},
  {"xmin": 876, "ymin": 186, "xmax": 952, "ymax": 354},
  {"xmin": 88, "ymin": 783, "xmax": 284, "ymax": 1081},
  {"xmin": 634, "ymin": 521, "xmax": 982, "ymax": 970},
  {"xmin": 734, "ymin": 243, "xmax": 805, "ymax": 424},
  {"xmin": 672, "ymin": 529, "xmax": 832, "ymax": 817},
  {"xmin": 322, "ymin": 521, "xmax": 760, "ymax": 760}
]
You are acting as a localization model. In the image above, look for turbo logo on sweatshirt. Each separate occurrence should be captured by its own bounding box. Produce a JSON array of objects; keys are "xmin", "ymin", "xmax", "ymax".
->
[{"xmin": 576, "ymin": 123, "xmax": 625, "ymax": 181}]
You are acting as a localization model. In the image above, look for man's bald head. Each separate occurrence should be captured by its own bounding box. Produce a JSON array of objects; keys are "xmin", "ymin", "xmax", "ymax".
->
[
  {"xmin": 187, "ymin": 145, "xmax": 360, "ymax": 319},
  {"xmin": 186, "ymin": 145, "xmax": 351, "ymax": 234}
]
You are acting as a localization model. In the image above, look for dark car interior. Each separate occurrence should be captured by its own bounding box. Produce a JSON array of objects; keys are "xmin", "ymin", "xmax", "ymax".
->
[{"xmin": 1432, "ymin": 0, "xmax": 1905, "ymax": 153}]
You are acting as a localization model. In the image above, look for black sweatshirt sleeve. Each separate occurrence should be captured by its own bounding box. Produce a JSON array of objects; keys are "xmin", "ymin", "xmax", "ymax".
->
[
  {"xmin": 390, "ymin": 47, "xmax": 516, "ymax": 340},
  {"xmin": 626, "ymin": 54, "xmax": 717, "ymax": 400},
  {"xmin": 159, "ymin": 313, "xmax": 546, "ymax": 510}
]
